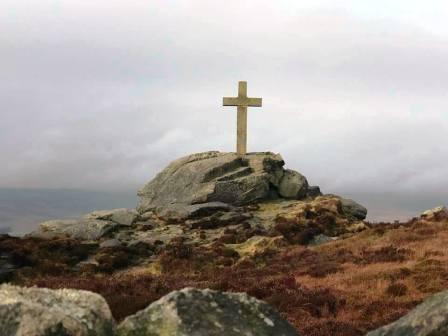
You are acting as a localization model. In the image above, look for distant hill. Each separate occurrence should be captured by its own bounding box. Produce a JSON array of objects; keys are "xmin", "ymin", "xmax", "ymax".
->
[{"xmin": 341, "ymin": 191, "xmax": 447, "ymax": 222}]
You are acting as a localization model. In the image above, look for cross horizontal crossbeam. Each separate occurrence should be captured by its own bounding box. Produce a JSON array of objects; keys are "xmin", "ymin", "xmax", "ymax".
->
[{"xmin": 222, "ymin": 97, "xmax": 262, "ymax": 107}]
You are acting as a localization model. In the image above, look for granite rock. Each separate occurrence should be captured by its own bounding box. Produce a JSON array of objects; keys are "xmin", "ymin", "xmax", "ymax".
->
[
  {"xmin": 116, "ymin": 287, "xmax": 298, "ymax": 336},
  {"xmin": 84, "ymin": 208, "xmax": 139, "ymax": 226},
  {"xmin": 278, "ymin": 169, "xmax": 309, "ymax": 199},
  {"xmin": 31, "ymin": 219, "xmax": 118, "ymax": 241},
  {"xmin": 340, "ymin": 198, "xmax": 368, "ymax": 220},
  {"xmin": 137, "ymin": 151, "xmax": 309, "ymax": 214},
  {"xmin": 0, "ymin": 284, "xmax": 114, "ymax": 336}
]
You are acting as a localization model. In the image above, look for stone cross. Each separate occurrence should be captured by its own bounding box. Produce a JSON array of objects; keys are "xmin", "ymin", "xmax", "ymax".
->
[{"xmin": 223, "ymin": 81, "xmax": 262, "ymax": 155}]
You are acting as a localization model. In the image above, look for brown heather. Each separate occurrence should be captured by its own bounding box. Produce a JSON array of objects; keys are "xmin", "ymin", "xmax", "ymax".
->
[{"xmin": 5, "ymin": 216, "xmax": 448, "ymax": 336}]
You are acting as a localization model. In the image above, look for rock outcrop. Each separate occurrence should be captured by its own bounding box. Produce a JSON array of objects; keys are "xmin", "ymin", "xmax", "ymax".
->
[
  {"xmin": 21, "ymin": 151, "xmax": 367, "ymax": 281},
  {"xmin": 29, "ymin": 218, "xmax": 119, "ymax": 240},
  {"xmin": 137, "ymin": 151, "xmax": 317, "ymax": 215},
  {"xmin": 340, "ymin": 197, "xmax": 368, "ymax": 220},
  {"xmin": 366, "ymin": 290, "xmax": 448, "ymax": 336},
  {"xmin": 29, "ymin": 209, "xmax": 139, "ymax": 240},
  {"xmin": 421, "ymin": 206, "xmax": 448, "ymax": 222},
  {"xmin": 0, "ymin": 284, "xmax": 114, "ymax": 336},
  {"xmin": 84, "ymin": 208, "xmax": 140, "ymax": 226},
  {"xmin": 28, "ymin": 151, "xmax": 367, "ymax": 246},
  {"xmin": 116, "ymin": 287, "xmax": 298, "ymax": 336}
]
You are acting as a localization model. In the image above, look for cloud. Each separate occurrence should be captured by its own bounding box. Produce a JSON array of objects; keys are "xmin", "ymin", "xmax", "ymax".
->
[{"xmin": 0, "ymin": 1, "xmax": 447, "ymax": 194}]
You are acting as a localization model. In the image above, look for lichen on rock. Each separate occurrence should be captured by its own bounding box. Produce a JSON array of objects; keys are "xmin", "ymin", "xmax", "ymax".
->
[
  {"xmin": 0, "ymin": 284, "xmax": 114, "ymax": 336},
  {"xmin": 116, "ymin": 287, "xmax": 299, "ymax": 336}
]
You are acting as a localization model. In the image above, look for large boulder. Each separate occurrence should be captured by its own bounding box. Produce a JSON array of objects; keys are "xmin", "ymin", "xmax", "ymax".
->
[
  {"xmin": 116, "ymin": 287, "xmax": 298, "ymax": 336},
  {"xmin": 366, "ymin": 290, "xmax": 448, "ymax": 336},
  {"xmin": 30, "ymin": 218, "xmax": 118, "ymax": 240},
  {"xmin": 0, "ymin": 284, "xmax": 114, "ymax": 336},
  {"xmin": 137, "ymin": 151, "xmax": 311, "ymax": 214},
  {"xmin": 278, "ymin": 169, "xmax": 308, "ymax": 199},
  {"xmin": 340, "ymin": 197, "xmax": 368, "ymax": 220}
]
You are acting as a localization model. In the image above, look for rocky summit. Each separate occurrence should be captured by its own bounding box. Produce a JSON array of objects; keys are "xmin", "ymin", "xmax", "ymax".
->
[
  {"xmin": 28, "ymin": 151, "xmax": 367, "ymax": 251},
  {"xmin": 137, "ymin": 151, "xmax": 319, "ymax": 216}
]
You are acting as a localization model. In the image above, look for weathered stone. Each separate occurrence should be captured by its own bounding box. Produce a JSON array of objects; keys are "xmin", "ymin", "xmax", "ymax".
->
[
  {"xmin": 100, "ymin": 238, "xmax": 122, "ymax": 248},
  {"xmin": 0, "ymin": 284, "xmax": 114, "ymax": 336},
  {"xmin": 156, "ymin": 202, "xmax": 234, "ymax": 222},
  {"xmin": 84, "ymin": 208, "xmax": 139, "ymax": 226},
  {"xmin": 113, "ymin": 231, "xmax": 133, "ymax": 243},
  {"xmin": 137, "ymin": 151, "xmax": 286, "ymax": 214},
  {"xmin": 340, "ymin": 198, "xmax": 368, "ymax": 220},
  {"xmin": 31, "ymin": 219, "xmax": 118, "ymax": 241},
  {"xmin": 116, "ymin": 287, "xmax": 298, "ymax": 336},
  {"xmin": 131, "ymin": 225, "xmax": 185, "ymax": 245},
  {"xmin": 278, "ymin": 169, "xmax": 308, "ymax": 199},
  {"xmin": 421, "ymin": 206, "xmax": 448, "ymax": 221},
  {"xmin": 140, "ymin": 211, "xmax": 156, "ymax": 221},
  {"xmin": 127, "ymin": 240, "xmax": 154, "ymax": 250},
  {"xmin": 366, "ymin": 290, "xmax": 448, "ymax": 336},
  {"xmin": 306, "ymin": 186, "xmax": 322, "ymax": 198},
  {"xmin": 187, "ymin": 210, "xmax": 252, "ymax": 230},
  {"xmin": 134, "ymin": 221, "xmax": 155, "ymax": 231}
]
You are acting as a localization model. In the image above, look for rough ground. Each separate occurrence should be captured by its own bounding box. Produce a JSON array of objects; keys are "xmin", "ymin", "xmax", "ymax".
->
[{"xmin": 1, "ymin": 203, "xmax": 447, "ymax": 335}]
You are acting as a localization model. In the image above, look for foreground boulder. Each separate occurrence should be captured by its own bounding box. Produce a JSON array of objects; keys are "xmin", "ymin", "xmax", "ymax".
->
[
  {"xmin": 366, "ymin": 290, "xmax": 448, "ymax": 336},
  {"xmin": 116, "ymin": 287, "xmax": 298, "ymax": 336},
  {"xmin": 137, "ymin": 151, "xmax": 313, "ymax": 214},
  {"xmin": 0, "ymin": 284, "xmax": 114, "ymax": 336}
]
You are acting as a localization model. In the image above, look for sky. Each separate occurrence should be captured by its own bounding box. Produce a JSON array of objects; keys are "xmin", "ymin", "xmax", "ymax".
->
[{"xmin": 1, "ymin": 0, "xmax": 447, "ymax": 196}]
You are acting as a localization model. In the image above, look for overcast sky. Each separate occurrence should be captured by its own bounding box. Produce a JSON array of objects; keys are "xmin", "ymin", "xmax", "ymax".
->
[{"xmin": 1, "ymin": 0, "xmax": 447, "ymax": 195}]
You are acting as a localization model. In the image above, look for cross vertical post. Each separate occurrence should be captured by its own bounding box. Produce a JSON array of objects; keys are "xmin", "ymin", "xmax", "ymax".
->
[
  {"xmin": 223, "ymin": 81, "xmax": 262, "ymax": 155},
  {"xmin": 237, "ymin": 105, "xmax": 247, "ymax": 155},
  {"xmin": 237, "ymin": 81, "xmax": 248, "ymax": 155}
]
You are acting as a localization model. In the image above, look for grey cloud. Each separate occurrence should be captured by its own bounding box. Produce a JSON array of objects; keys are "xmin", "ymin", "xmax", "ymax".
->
[{"xmin": 0, "ymin": 1, "xmax": 447, "ymax": 195}]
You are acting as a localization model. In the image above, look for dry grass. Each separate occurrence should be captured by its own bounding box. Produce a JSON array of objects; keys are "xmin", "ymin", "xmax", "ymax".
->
[
  {"xmin": 293, "ymin": 218, "xmax": 448, "ymax": 334},
  {"xmin": 7, "ymin": 217, "xmax": 448, "ymax": 336}
]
